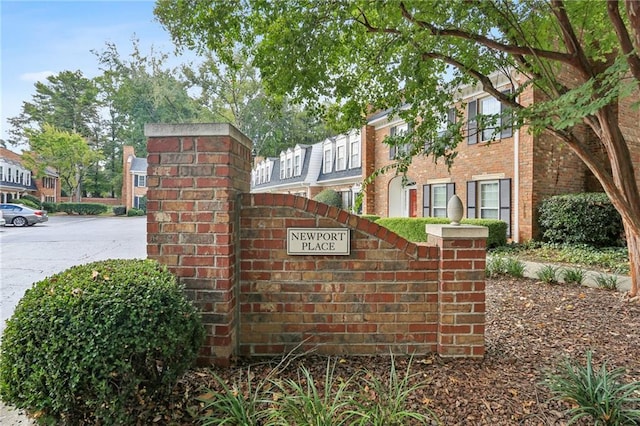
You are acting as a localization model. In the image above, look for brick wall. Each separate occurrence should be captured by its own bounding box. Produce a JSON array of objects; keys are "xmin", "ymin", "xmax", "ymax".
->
[{"xmin": 146, "ymin": 123, "xmax": 487, "ymax": 365}]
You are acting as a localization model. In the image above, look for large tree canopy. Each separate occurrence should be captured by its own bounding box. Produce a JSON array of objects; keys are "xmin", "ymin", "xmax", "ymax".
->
[{"xmin": 155, "ymin": 0, "xmax": 640, "ymax": 296}]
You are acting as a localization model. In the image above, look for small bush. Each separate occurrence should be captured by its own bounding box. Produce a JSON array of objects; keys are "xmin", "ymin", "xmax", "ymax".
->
[
  {"xmin": 58, "ymin": 202, "xmax": 109, "ymax": 215},
  {"xmin": 594, "ymin": 273, "xmax": 619, "ymax": 291},
  {"xmin": 0, "ymin": 259, "xmax": 204, "ymax": 425},
  {"xmin": 562, "ymin": 268, "xmax": 586, "ymax": 285},
  {"xmin": 112, "ymin": 205, "xmax": 127, "ymax": 216},
  {"xmin": 545, "ymin": 351, "xmax": 640, "ymax": 425},
  {"xmin": 127, "ymin": 207, "xmax": 145, "ymax": 216},
  {"xmin": 42, "ymin": 201, "xmax": 58, "ymax": 213},
  {"xmin": 12, "ymin": 198, "xmax": 40, "ymax": 209},
  {"xmin": 536, "ymin": 265, "xmax": 560, "ymax": 284},
  {"xmin": 313, "ymin": 189, "xmax": 343, "ymax": 208},
  {"xmin": 18, "ymin": 194, "xmax": 42, "ymax": 207},
  {"xmin": 538, "ymin": 193, "xmax": 624, "ymax": 247}
]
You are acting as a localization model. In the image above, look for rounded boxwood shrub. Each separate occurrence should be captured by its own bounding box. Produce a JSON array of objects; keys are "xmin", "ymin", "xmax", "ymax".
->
[
  {"xmin": 313, "ymin": 189, "xmax": 343, "ymax": 208},
  {"xmin": 538, "ymin": 193, "xmax": 624, "ymax": 247},
  {"xmin": 0, "ymin": 259, "xmax": 204, "ymax": 425}
]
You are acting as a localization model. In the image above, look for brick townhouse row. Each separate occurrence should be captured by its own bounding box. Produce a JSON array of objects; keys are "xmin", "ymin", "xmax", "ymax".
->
[
  {"xmin": 0, "ymin": 147, "xmax": 60, "ymax": 204},
  {"xmin": 252, "ymin": 72, "xmax": 640, "ymax": 242}
]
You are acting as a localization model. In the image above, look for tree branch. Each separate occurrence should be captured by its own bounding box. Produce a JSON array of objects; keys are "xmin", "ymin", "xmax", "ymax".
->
[
  {"xmin": 398, "ymin": 1, "xmax": 574, "ymax": 65},
  {"xmin": 549, "ymin": 0, "xmax": 594, "ymax": 79},
  {"xmin": 608, "ymin": 0, "xmax": 640, "ymax": 88}
]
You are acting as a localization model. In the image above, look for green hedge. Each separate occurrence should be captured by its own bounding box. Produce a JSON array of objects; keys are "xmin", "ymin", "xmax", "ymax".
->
[
  {"xmin": 42, "ymin": 201, "xmax": 58, "ymax": 213},
  {"xmin": 58, "ymin": 202, "xmax": 109, "ymax": 215},
  {"xmin": 359, "ymin": 214, "xmax": 381, "ymax": 222},
  {"xmin": 313, "ymin": 189, "xmax": 343, "ymax": 208},
  {"xmin": 538, "ymin": 193, "xmax": 624, "ymax": 247},
  {"xmin": 18, "ymin": 194, "xmax": 42, "ymax": 207},
  {"xmin": 0, "ymin": 259, "xmax": 204, "ymax": 424},
  {"xmin": 127, "ymin": 208, "xmax": 145, "ymax": 216},
  {"xmin": 12, "ymin": 198, "xmax": 40, "ymax": 209},
  {"xmin": 376, "ymin": 217, "xmax": 508, "ymax": 248},
  {"xmin": 112, "ymin": 205, "xmax": 126, "ymax": 216}
]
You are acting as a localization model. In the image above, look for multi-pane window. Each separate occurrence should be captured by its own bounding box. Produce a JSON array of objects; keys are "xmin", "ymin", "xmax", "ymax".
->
[
  {"xmin": 432, "ymin": 185, "xmax": 448, "ymax": 217},
  {"xmin": 323, "ymin": 145, "xmax": 333, "ymax": 173},
  {"xmin": 480, "ymin": 97, "xmax": 501, "ymax": 141},
  {"xmin": 286, "ymin": 157, "xmax": 292, "ymax": 178},
  {"xmin": 134, "ymin": 175, "xmax": 146, "ymax": 187},
  {"xmin": 336, "ymin": 144, "xmax": 346, "ymax": 171},
  {"xmin": 479, "ymin": 181, "xmax": 499, "ymax": 219},
  {"xmin": 350, "ymin": 135, "xmax": 360, "ymax": 168},
  {"xmin": 280, "ymin": 159, "xmax": 285, "ymax": 179},
  {"xmin": 388, "ymin": 123, "xmax": 411, "ymax": 159},
  {"xmin": 294, "ymin": 154, "xmax": 301, "ymax": 176}
]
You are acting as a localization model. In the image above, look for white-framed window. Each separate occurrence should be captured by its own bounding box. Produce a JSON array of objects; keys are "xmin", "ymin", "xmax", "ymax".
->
[
  {"xmin": 336, "ymin": 143, "xmax": 346, "ymax": 171},
  {"xmin": 432, "ymin": 185, "xmax": 448, "ymax": 218},
  {"xmin": 388, "ymin": 122, "xmax": 411, "ymax": 159},
  {"xmin": 286, "ymin": 156, "xmax": 292, "ymax": 178},
  {"xmin": 0, "ymin": 166, "xmax": 3, "ymax": 181},
  {"xmin": 349, "ymin": 133, "xmax": 360, "ymax": 168},
  {"xmin": 294, "ymin": 154, "xmax": 301, "ymax": 176},
  {"xmin": 480, "ymin": 97, "xmax": 501, "ymax": 142},
  {"xmin": 7, "ymin": 168, "xmax": 12, "ymax": 182},
  {"xmin": 323, "ymin": 144, "xmax": 333, "ymax": 173},
  {"xmin": 467, "ymin": 178, "xmax": 511, "ymax": 236},
  {"xmin": 280, "ymin": 157, "xmax": 285, "ymax": 179},
  {"xmin": 134, "ymin": 175, "xmax": 146, "ymax": 187}
]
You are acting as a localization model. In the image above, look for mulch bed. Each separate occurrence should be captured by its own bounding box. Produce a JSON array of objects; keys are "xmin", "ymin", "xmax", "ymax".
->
[{"xmin": 152, "ymin": 277, "xmax": 640, "ymax": 425}]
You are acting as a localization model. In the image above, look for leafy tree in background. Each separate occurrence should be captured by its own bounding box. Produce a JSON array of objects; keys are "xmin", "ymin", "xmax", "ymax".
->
[
  {"xmin": 23, "ymin": 124, "xmax": 102, "ymax": 202},
  {"xmin": 155, "ymin": 0, "xmax": 640, "ymax": 298},
  {"xmin": 7, "ymin": 70, "xmax": 101, "ymax": 145},
  {"xmin": 181, "ymin": 52, "xmax": 333, "ymax": 157},
  {"xmin": 93, "ymin": 39, "xmax": 207, "ymax": 158}
]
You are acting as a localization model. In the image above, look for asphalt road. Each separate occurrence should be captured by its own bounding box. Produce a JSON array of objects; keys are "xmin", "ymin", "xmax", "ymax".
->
[{"xmin": 0, "ymin": 215, "xmax": 147, "ymax": 336}]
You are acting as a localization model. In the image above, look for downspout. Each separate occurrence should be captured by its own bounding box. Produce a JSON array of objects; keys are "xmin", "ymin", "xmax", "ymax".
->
[{"xmin": 512, "ymin": 79, "xmax": 520, "ymax": 243}]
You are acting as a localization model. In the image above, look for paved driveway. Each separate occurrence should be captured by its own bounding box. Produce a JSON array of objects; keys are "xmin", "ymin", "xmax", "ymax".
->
[
  {"xmin": 0, "ymin": 215, "xmax": 147, "ymax": 335},
  {"xmin": 0, "ymin": 215, "xmax": 146, "ymax": 424}
]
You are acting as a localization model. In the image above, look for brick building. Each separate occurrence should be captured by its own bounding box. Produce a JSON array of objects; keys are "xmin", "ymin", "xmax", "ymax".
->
[
  {"xmin": 0, "ymin": 147, "xmax": 61, "ymax": 204},
  {"xmin": 121, "ymin": 145, "xmax": 148, "ymax": 211},
  {"xmin": 251, "ymin": 73, "xmax": 637, "ymax": 242}
]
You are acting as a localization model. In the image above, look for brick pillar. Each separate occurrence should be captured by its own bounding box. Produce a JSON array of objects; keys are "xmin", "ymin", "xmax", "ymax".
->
[
  {"xmin": 426, "ymin": 224, "xmax": 488, "ymax": 358},
  {"xmin": 145, "ymin": 123, "xmax": 252, "ymax": 366}
]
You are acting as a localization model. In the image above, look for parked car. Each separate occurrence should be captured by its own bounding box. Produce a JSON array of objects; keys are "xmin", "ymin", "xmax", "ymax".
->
[
  {"xmin": 0, "ymin": 203, "xmax": 49, "ymax": 227},
  {"xmin": 0, "ymin": 209, "xmax": 5, "ymax": 227}
]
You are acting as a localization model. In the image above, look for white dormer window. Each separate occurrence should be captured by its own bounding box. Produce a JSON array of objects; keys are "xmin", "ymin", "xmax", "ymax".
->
[
  {"xmin": 323, "ymin": 143, "xmax": 333, "ymax": 173},
  {"xmin": 280, "ymin": 155, "xmax": 285, "ymax": 179},
  {"xmin": 349, "ymin": 131, "xmax": 361, "ymax": 168},
  {"xmin": 294, "ymin": 154, "xmax": 301, "ymax": 176},
  {"xmin": 336, "ymin": 136, "xmax": 347, "ymax": 171}
]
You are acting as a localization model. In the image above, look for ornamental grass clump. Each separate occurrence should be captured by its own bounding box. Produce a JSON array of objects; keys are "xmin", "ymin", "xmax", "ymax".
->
[
  {"xmin": 0, "ymin": 259, "xmax": 204, "ymax": 425},
  {"xmin": 545, "ymin": 351, "xmax": 640, "ymax": 425}
]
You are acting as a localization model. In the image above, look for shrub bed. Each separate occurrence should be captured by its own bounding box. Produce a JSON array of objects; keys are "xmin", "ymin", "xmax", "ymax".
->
[
  {"xmin": 376, "ymin": 217, "xmax": 508, "ymax": 247},
  {"xmin": 313, "ymin": 189, "xmax": 342, "ymax": 208},
  {"xmin": 538, "ymin": 193, "xmax": 624, "ymax": 247},
  {"xmin": 57, "ymin": 202, "xmax": 109, "ymax": 215},
  {"xmin": 0, "ymin": 259, "xmax": 204, "ymax": 424}
]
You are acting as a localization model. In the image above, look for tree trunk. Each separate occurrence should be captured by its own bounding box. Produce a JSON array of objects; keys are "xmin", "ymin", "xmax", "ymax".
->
[{"xmin": 626, "ymin": 221, "xmax": 640, "ymax": 299}]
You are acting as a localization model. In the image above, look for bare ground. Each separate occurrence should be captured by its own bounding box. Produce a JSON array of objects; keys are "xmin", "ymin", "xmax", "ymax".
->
[{"xmin": 152, "ymin": 277, "xmax": 640, "ymax": 425}]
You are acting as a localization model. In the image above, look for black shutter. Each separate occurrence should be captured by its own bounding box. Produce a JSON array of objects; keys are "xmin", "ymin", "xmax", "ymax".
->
[
  {"xmin": 389, "ymin": 126, "xmax": 397, "ymax": 159},
  {"xmin": 467, "ymin": 100, "xmax": 478, "ymax": 145},
  {"xmin": 500, "ymin": 90, "xmax": 513, "ymax": 138},
  {"xmin": 446, "ymin": 183, "xmax": 455, "ymax": 203},
  {"xmin": 422, "ymin": 184, "xmax": 431, "ymax": 216},
  {"xmin": 467, "ymin": 181, "xmax": 477, "ymax": 218},
  {"xmin": 499, "ymin": 178, "xmax": 512, "ymax": 237}
]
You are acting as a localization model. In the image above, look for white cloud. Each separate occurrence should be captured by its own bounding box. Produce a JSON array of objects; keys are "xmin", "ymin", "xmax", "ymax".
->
[{"xmin": 20, "ymin": 71, "xmax": 55, "ymax": 83}]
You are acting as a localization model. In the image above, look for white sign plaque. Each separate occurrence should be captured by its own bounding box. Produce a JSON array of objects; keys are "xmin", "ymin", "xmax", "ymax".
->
[{"xmin": 287, "ymin": 228, "xmax": 350, "ymax": 255}]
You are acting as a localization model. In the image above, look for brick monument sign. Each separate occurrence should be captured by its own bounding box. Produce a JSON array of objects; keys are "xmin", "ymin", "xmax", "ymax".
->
[{"xmin": 145, "ymin": 123, "xmax": 488, "ymax": 366}]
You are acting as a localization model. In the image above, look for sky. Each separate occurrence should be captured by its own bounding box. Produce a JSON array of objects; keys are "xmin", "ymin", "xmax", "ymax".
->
[{"xmin": 0, "ymin": 0, "xmax": 191, "ymax": 144}]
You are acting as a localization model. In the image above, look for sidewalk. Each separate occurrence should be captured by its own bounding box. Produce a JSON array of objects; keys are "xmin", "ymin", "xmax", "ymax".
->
[{"xmin": 518, "ymin": 259, "xmax": 631, "ymax": 292}]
